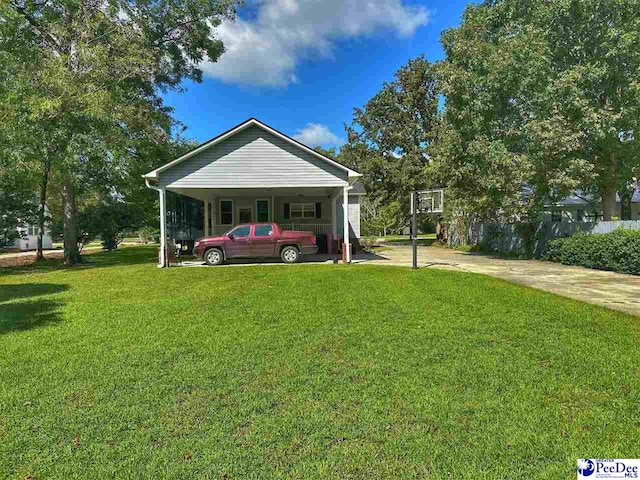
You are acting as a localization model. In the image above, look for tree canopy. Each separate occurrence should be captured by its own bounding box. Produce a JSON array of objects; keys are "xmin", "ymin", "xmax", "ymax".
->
[
  {"xmin": 340, "ymin": 0, "xmax": 639, "ymax": 228},
  {"xmin": 343, "ymin": 56, "xmax": 441, "ymax": 206},
  {"xmin": 427, "ymin": 0, "xmax": 640, "ymax": 221},
  {"xmin": 1, "ymin": 0, "xmax": 237, "ymax": 263}
]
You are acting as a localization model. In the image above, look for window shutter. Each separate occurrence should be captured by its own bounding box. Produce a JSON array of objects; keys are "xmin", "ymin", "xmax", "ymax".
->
[
  {"xmin": 284, "ymin": 203, "xmax": 290, "ymax": 219},
  {"xmin": 315, "ymin": 202, "xmax": 322, "ymax": 218}
]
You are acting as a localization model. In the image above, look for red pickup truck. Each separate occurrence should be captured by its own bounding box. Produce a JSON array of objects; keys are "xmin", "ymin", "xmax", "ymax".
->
[{"xmin": 193, "ymin": 223, "xmax": 318, "ymax": 265}]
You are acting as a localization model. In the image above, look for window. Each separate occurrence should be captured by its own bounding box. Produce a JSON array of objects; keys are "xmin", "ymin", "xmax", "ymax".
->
[
  {"xmin": 221, "ymin": 200, "xmax": 233, "ymax": 225},
  {"xmin": 28, "ymin": 225, "xmax": 38, "ymax": 236},
  {"xmin": 577, "ymin": 209, "xmax": 585, "ymax": 222},
  {"xmin": 290, "ymin": 203, "xmax": 316, "ymax": 219},
  {"xmin": 230, "ymin": 225, "xmax": 250, "ymax": 237},
  {"xmin": 254, "ymin": 225, "xmax": 273, "ymax": 237},
  {"xmin": 256, "ymin": 200, "xmax": 269, "ymax": 222},
  {"xmin": 551, "ymin": 210, "xmax": 562, "ymax": 223}
]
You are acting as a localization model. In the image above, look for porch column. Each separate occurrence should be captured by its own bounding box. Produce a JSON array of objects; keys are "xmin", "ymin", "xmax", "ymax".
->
[
  {"xmin": 343, "ymin": 186, "xmax": 351, "ymax": 263},
  {"xmin": 271, "ymin": 195, "xmax": 275, "ymax": 221},
  {"xmin": 331, "ymin": 190, "xmax": 339, "ymax": 236},
  {"xmin": 159, "ymin": 187, "xmax": 167, "ymax": 268},
  {"xmin": 204, "ymin": 200, "xmax": 209, "ymax": 237},
  {"xmin": 212, "ymin": 197, "xmax": 217, "ymax": 229},
  {"xmin": 214, "ymin": 198, "xmax": 216, "ymax": 232}
]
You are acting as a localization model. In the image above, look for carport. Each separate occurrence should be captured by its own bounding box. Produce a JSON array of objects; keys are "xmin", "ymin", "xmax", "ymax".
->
[{"xmin": 143, "ymin": 118, "xmax": 363, "ymax": 266}]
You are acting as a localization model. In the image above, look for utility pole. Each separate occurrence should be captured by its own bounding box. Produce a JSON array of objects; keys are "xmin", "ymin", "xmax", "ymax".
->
[{"xmin": 411, "ymin": 191, "xmax": 418, "ymax": 270}]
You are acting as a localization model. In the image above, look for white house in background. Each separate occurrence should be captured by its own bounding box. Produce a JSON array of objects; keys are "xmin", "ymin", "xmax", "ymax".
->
[
  {"xmin": 12, "ymin": 222, "xmax": 53, "ymax": 251},
  {"xmin": 143, "ymin": 118, "xmax": 364, "ymax": 267},
  {"xmin": 545, "ymin": 189, "xmax": 640, "ymax": 222}
]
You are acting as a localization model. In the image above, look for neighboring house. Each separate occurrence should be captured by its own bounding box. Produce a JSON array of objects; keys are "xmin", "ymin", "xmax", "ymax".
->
[
  {"xmin": 144, "ymin": 118, "xmax": 364, "ymax": 266},
  {"xmin": 544, "ymin": 190, "xmax": 640, "ymax": 222},
  {"xmin": 12, "ymin": 222, "xmax": 53, "ymax": 251}
]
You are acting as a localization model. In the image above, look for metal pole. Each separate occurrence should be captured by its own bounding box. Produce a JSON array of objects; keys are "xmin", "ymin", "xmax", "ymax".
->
[{"xmin": 412, "ymin": 191, "xmax": 418, "ymax": 269}]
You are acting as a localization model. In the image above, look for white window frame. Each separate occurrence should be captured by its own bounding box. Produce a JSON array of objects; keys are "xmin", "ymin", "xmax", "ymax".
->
[
  {"xmin": 290, "ymin": 202, "xmax": 316, "ymax": 219},
  {"xmin": 220, "ymin": 199, "xmax": 234, "ymax": 225},
  {"xmin": 255, "ymin": 199, "xmax": 270, "ymax": 222}
]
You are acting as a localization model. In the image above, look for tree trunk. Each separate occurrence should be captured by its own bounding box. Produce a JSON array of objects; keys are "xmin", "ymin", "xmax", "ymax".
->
[
  {"xmin": 622, "ymin": 196, "xmax": 632, "ymax": 220},
  {"xmin": 36, "ymin": 158, "xmax": 52, "ymax": 261},
  {"xmin": 63, "ymin": 175, "xmax": 81, "ymax": 265},
  {"xmin": 601, "ymin": 152, "xmax": 617, "ymax": 221}
]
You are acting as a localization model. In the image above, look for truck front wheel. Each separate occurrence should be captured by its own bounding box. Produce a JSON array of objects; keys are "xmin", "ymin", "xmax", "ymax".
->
[{"xmin": 204, "ymin": 248, "xmax": 224, "ymax": 266}]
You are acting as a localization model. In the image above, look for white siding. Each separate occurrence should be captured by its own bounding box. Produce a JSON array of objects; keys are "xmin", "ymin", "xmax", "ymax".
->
[
  {"xmin": 349, "ymin": 196, "xmax": 361, "ymax": 238},
  {"xmin": 159, "ymin": 125, "xmax": 348, "ymax": 189},
  {"xmin": 334, "ymin": 195, "xmax": 361, "ymax": 239},
  {"xmin": 12, "ymin": 231, "xmax": 53, "ymax": 251}
]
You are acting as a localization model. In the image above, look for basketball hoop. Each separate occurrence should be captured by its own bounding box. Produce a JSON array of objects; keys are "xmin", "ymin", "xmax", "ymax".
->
[
  {"xmin": 410, "ymin": 189, "xmax": 445, "ymax": 270},
  {"xmin": 416, "ymin": 189, "xmax": 444, "ymax": 214}
]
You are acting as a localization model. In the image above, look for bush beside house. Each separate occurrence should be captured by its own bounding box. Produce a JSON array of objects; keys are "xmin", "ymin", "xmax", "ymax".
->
[{"xmin": 543, "ymin": 229, "xmax": 640, "ymax": 275}]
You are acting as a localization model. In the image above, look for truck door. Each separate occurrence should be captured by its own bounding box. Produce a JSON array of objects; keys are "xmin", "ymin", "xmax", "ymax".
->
[
  {"xmin": 226, "ymin": 225, "xmax": 251, "ymax": 258},
  {"xmin": 250, "ymin": 224, "xmax": 277, "ymax": 257}
]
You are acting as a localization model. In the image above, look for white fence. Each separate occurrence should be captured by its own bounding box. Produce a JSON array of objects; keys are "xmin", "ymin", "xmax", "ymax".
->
[
  {"xmin": 448, "ymin": 220, "xmax": 640, "ymax": 257},
  {"xmin": 280, "ymin": 224, "xmax": 332, "ymax": 235},
  {"xmin": 211, "ymin": 223, "xmax": 332, "ymax": 236}
]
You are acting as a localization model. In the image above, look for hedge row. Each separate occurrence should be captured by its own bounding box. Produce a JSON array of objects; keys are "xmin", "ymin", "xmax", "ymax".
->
[{"xmin": 543, "ymin": 229, "xmax": 640, "ymax": 275}]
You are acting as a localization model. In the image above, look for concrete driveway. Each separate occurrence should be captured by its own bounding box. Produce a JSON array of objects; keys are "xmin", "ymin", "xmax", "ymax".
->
[{"xmin": 359, "ymin": 246, "xmax": 640, "ymax": 316}]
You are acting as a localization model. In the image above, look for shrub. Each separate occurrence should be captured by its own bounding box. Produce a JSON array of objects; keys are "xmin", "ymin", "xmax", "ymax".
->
[
  {"xmin": 543, "ymin": 229, "xmax": 640, "ymax": 275},
  {"xmin": 359, "ymin": 237, "xmax": 376, "ymax": 251},
  {"xmin": 136, "ymin": 226, "xmax": 160, "ymax": 244}
]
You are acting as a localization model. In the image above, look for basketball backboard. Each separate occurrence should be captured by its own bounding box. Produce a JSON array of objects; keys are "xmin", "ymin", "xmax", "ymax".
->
[{"xmin": 417, "ymin": 189, "xmax": 444, "ymax": 214}]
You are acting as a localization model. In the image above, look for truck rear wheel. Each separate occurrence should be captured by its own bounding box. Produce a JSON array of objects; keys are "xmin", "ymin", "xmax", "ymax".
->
[{"xmin": 281, "ymin": 246, "xmax": 300, "ymax": 264}]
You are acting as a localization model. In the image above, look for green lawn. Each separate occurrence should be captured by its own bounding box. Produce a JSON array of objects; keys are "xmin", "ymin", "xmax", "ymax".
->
[
  {"xmin": 1, "ymin": 247, "xmax": 638, "ymax": 479},
  {"xmin": 364, "ymin": 233, "xmax": 438, "ymax": 246}
]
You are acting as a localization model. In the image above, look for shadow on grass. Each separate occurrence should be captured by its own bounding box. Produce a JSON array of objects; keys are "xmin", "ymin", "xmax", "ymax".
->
[
  {"xmin": 0, "ymin": 246, "xmax": 157, "ymax": 277},
  {"xmin": 0, "ymin": 283, "xmax": 69, "ymax": 334},
  {"xmin": 383, "ymin": 238, "xmax": 438, "ymax": 247}
]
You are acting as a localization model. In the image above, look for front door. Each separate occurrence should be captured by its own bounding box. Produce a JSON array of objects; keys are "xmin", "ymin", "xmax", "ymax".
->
[
  {"xmin": 238, "ymin": 207, "xmax": 252, "ymax": 223},
  {"xmin": 225, "ymin": 225, "xmax": 251, "ymax": 258},
  {"xmin": 256, "ymin": 199, "xmax": 270, "ymax": 222}
]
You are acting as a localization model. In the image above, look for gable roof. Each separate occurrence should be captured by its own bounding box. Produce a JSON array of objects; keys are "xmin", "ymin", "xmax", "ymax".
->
[
  {"xmin": 551, "ymin": 189, "xmax": 640, "ymax": 207},
  {"xmin": 350, "ymin": 180, "xmax": 367, "ymax": 195},
  {"xmin": 144, "ymin": 118, "xmax": 361, "ymax": 182}
]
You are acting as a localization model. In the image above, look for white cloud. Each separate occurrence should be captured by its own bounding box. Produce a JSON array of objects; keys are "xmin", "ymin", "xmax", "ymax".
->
[
  {"xmin": 293, "ymin": 123, "xmax": 342, "ymax": 147},
  {"xmin": 202, "ymin": 0, "xmax": 430, "ymax": 87}
]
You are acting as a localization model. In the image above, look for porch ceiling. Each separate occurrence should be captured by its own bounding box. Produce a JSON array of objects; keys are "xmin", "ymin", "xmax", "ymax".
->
[{"xmin": 168, "ymin": 186, "xmax": 341, "ymax": 202}]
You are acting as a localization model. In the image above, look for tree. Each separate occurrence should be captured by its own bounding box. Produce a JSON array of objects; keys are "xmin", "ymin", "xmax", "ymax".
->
[
  {"xmin": 82, "ymin": 199, "xmax": 145, "ymax": 251},
  {"xmin": 344, "ymin": 56, "xmax": 441, "ymax": 208},
  {"xmin": 430, "ymin": 0, "xmax": 640, "ymax": 222},
  {"xmin": 362, "ymin": 200, "xmax": 403, "ymax": 237},
  {"xmin": 3, "ymin": 0, "xmax": 238, "ymax": 265},
  {"xmin": 313, "ymin": 146, "xmax": 339, "ymax": 159}
]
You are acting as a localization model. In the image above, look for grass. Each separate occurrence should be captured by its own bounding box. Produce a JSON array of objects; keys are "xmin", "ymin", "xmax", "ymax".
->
[
  {"xmin": 1, "ymin": 247, "xmax": 638, "ymax": 479},
  {"xmin": 51, "ymin": 241, "xmax": 103, "ymax": 249},
  {"xmin": 364, "ymin": 233, "xmax": 438, "ymax": 246}
]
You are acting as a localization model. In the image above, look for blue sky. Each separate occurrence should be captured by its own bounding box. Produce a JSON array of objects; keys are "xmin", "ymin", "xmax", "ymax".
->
[{"xmin": 163, "ymin": 0, "xmax": 471, "ymax": 148}]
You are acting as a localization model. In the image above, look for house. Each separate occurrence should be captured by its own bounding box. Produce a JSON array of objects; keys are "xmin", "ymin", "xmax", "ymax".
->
[
  {"xmin": 11, "ymin": 222, "xmax": 53, "ymax": 251},
  {"xmin": 545, "ymin": 190, "xmax": 640, "ymax": 222},
  {"xmin": 143, "ymin": 118, "xmax": 364, "ymax": 267}
]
